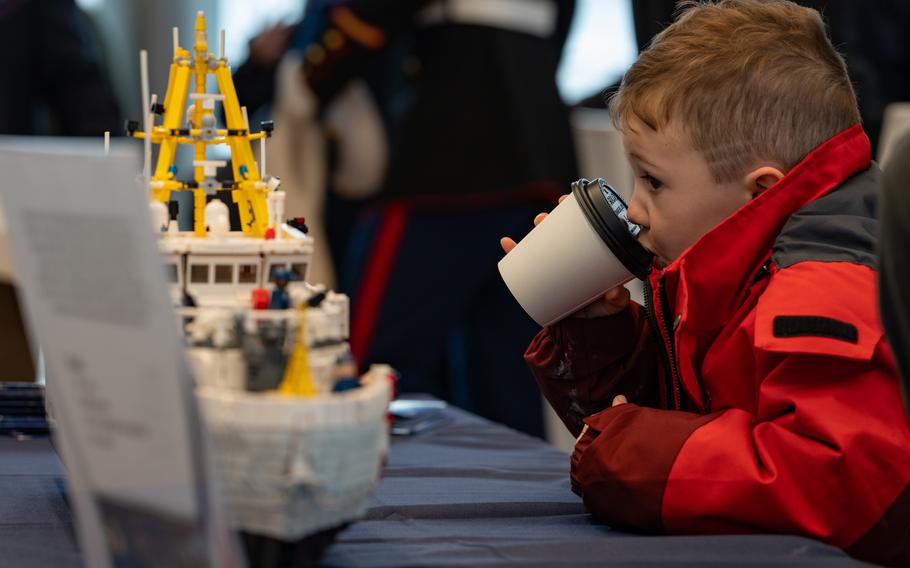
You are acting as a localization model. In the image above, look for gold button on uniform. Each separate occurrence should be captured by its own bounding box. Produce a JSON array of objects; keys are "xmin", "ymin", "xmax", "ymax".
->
[
  {"xmin": 306, "ymin": 44, "xmax": 326, "ymax": 64},
  {"xmin": 324, "ymin": 29, "xmax": 345, "ymax": 50}
]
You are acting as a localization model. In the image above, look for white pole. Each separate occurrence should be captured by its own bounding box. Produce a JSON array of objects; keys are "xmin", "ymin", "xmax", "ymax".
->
[
  {"xmin": 241, "ymin": 106, "xmax": 256, "ymax": 171},
  {"xmin": 173, "ymin": 26, "xmax": 179, "ymax": 58},
  {"xmin": 220, "ymin": 29, "xmax": 225, "ymax": 60},
  {"xmin": 275, "ymin": 191, "xmax": 285, "ymax": 228},
  {"xmin": 104, "ymin": 131, "xmax": 110, "ymax": 155},
  {"xmin": 260, "ymin": 136, "xmax": 266, "ymax": 176},
  {"xmin": 140, "ymin": 49, "xmax": 151, "ymax": 186}
]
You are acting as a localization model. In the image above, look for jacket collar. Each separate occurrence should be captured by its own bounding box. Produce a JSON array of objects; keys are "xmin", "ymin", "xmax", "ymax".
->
[{"xmin": 652, "ymin": 124, "xmax": 872, "ymax": 334}]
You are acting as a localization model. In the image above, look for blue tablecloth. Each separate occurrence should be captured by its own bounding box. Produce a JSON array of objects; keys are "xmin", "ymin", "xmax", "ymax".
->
[{"xmin": 0, "ymin": 403, "xmax": 873, "ymax": 567}]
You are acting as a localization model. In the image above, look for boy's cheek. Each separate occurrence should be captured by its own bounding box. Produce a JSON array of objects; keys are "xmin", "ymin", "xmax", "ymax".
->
[{"xmin": 650, "ymin": 225, "xmax": 696, "ymax": 264}]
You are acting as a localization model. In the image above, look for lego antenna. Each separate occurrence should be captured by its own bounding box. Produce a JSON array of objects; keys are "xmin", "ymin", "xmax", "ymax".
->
[
  {"xmin": 260, "ymin": 135, "xmax": 267, "ymax": 176},
  {"xmin": 172, "ymin": 27, "xmax": 179, "ymax": 58},
  {"xmin": 139, "ymin": 49, "xmax": 151, "ymax": 186},
  {"xmin": 146, "ymin": 93, "xmax": 157, "ymax": 191}
]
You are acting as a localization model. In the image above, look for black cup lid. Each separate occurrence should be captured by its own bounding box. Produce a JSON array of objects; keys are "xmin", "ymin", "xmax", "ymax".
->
[{"xmin": 571, "ymin": 178, "xmax": 653, "ymax": 280}]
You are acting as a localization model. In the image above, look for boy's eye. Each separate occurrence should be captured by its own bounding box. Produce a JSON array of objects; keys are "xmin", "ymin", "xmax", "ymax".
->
[{"xmin": 641, "ymin": 174, "xmax": 664, "ymax": 192}]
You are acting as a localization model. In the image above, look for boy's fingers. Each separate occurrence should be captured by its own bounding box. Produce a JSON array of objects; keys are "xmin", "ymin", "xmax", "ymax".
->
[
  {"xmin": 574, "ymin": 423, "xmax": 590, "ymax": 444},
  {"xmin": 612, "ymin": 395, "xmax": 628, "ymax": 407},
  {"xmin": 558, "ymin": 194, "xmax": 569, "ymax": 203},
  {"xmin": 500, "ymin": 237, "xmax": 517, "ymax": 253},
  {"xmin": 605, "ymin": 286, "xmax": 631, "ymax": 305},
  {"xmin": 533, "ymin": 212, "xmax": 547, "ymax": 226}
]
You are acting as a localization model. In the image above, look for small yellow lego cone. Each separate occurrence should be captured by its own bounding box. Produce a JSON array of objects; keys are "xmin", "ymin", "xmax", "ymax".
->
[
  {"xmin": 278, "ymin": 307, "xmax": 318, "ymax": 397},
  {"xmin": 194, "ymin": 11, "xmax": 208, "ymax": 53}
]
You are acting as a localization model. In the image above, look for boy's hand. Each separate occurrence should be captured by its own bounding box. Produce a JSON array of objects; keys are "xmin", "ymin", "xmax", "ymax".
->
[{"xmin": 500, "ymin": 196, "xmax": 631, "ymax": 319}]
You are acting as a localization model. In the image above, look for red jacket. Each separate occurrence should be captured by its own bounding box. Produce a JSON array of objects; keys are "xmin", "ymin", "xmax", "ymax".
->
[{"xmin": 525, "ymin": 125, "xmax": 910, "ymax": 566}]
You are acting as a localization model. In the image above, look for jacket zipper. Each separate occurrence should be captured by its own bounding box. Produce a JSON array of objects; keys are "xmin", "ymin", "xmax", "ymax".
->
[
  {"xmin": 643, "ymin": 276, "xmax": 682, "ymax": 410},
  {"xmin": 657, "ymin": 275, "xmax": 686, "ymax": 411},
  {"xmin": 751, "ymin": 258, "xmax": 772, "ymax": 285}
]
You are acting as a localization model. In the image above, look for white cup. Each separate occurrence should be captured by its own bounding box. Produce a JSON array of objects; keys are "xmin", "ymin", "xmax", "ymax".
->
[{"xmin": 498, "ymin": 178, "xmax": 652, "ymax": 327}]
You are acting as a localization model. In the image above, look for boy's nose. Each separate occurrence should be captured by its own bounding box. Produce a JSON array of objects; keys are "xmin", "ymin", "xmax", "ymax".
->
[{"xmin": 626, "ymin": 189, "xmax": 649, "ymax": 229}]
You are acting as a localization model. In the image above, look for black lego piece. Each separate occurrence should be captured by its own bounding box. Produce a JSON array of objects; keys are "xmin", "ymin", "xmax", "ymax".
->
[
  {"xmin": 168, "ymin": 201, "xmax": 180, "ymax": 221},
  {"xmin": 307, "ymin": 291, "xmax": 327, "ymax": 308},
  {"xmin": 287, "ymin": 217, "xmax": 309, "ymax": 234}
]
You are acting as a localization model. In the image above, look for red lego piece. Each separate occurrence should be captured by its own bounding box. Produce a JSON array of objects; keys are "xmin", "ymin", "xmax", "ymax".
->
[{"xmin": 251, "ymin": 288, "xmax": 270, "ymax": 310}]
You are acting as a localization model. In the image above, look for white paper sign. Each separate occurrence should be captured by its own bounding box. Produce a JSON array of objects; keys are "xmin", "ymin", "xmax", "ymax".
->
[{"xmin": 0, "ymin": 139, "xmax": 242, "ymax": 568}]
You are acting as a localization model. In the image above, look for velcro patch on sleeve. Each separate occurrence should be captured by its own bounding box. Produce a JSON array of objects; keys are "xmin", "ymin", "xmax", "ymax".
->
[
  {"xmin": 772, "ymin": 315, "xmax": 858, "ymax": 344},
  {"xmin": 754, "ymin": 261, "xmax": 882, "ymax": 359}
]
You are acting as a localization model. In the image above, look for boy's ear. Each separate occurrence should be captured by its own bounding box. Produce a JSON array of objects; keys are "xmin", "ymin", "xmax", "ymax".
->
[{"xmin": 745, "ymin": 166, "xmax": 785, "ymax": 198}]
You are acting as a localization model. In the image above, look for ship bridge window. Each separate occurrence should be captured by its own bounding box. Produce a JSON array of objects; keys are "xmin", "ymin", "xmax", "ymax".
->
[
  {"xmin": 291, "ymin": 263, "xmax": 308, "ymax": 281},
  {"xmin": 190, "ymin": 264, "xmax": 209, "ymax": 283},
  {"xmin": 238, "ymin": 264, "xmax": 258, "ymax": 284},
  {"xmin": 164, "ymin": 263, "xmax": 179, "ymax": 283},
  {"xmin": 214, "ymin": 264, "xmax": 233, "ymax": 284}
]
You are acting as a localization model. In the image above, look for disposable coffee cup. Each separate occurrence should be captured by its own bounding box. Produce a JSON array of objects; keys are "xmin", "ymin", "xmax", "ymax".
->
[{"xmin": 498, "ymin": 178, "xmax": 653, "ymax": 326}]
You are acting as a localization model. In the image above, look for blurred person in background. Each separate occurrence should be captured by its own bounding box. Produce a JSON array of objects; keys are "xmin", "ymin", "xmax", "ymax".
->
[
  {"xmin": 234, "ymin": 1, "xmax": 415, "ymax": 292},
  {"xmin": 234, "ymin": 0, "xmax": 578, "ymax": 437},
  {"xmin": 0, "ymin": 0, "xmax": 121, "ymax": 136},
  {"xmin": 0, "ymin": 0, "xmax": 121, "ymax": 381}
]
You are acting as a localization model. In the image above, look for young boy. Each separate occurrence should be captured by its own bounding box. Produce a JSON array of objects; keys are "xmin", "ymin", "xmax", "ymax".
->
[{"xmin": 504, "ymin": 1, "xmax": 910, "ymax": 565}]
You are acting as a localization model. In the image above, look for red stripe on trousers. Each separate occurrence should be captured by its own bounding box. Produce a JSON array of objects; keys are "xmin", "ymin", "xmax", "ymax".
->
[{"xmin": 350, "ymin": 204, "xmax": 410, "ymax": 365}]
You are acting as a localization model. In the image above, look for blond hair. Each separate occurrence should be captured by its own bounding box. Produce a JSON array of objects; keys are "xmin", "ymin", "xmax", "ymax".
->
[{"xmin": 610, "ymin": 0, "xmax": 861, "ymax": 182}]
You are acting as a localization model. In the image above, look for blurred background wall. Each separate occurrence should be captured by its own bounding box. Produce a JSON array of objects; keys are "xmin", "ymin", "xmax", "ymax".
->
[
  {"xmin": 76, "ymin": 0, "xmax": 219, "ymax": 125},
  {"xmin": 75, "ymin": 0, "xmax": 637, "ymax": 123}
]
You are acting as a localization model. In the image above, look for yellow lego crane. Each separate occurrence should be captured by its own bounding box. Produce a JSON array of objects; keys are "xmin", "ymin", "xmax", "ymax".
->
[{"xmin": 127, "ymin": 11, "xmax": 274, "ymax": 238}]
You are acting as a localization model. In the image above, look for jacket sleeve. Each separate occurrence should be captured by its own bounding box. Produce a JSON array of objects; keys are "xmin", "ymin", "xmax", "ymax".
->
[
  {"xmin": 524, "ymin": 302, "xmax": 661, "ymax": 438},
  {"xmin": 571, "ymin": 339, "xmax": 910, "ymax": 566}
]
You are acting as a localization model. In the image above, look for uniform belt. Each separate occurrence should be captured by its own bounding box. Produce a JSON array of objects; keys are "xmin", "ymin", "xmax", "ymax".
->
[{"xmin": 417, "ymin": 0, "xmax": 557, "ymax": 38}]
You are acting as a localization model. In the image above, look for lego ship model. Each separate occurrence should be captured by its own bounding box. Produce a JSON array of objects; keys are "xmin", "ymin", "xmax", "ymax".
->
[
  {"xmin": 125, "ymin": 12, "xmax": 392, "ymax": 542},
  {"xmin": 126, "ymin": 10, "xmax": 314, "ymax": 308}
]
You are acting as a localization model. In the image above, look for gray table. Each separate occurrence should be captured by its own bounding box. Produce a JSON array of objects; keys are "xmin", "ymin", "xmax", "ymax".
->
[
  {"xmin": 0, "ymin": 404, "xmax": 872, "ymax": 567},
  {"xmin": 0, "ymin": 435, "xmax": 80, "ymax": 567}
]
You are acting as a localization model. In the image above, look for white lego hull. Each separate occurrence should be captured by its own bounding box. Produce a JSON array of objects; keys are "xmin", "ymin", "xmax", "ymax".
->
[
  {"xmin": 197, "ymin": 370, "xmax": 391, "ymax": 540},
  {"xmin": 188, "ymin": 341, "xmax": 351, "ymax": 394},
  {"xmin": 181, "ymin": 287, "xmax": 387, "ymax": 542},
  {"xmin": 184, "ymin": 295, "xmax": 351, "ymax": 390}
]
